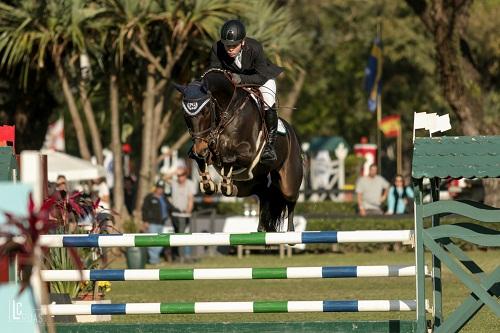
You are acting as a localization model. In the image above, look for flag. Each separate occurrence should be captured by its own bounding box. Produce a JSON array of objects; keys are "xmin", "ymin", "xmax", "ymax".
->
[
  {"xmin": 364, "ymin": 37, "xmax": 383, "ymax": 112},
  {"xmin": 379, "ymin": 115, "xmax": 401, "ymax": 138},
  {"xmin": 413, "ymin": 112, "xmax": 451, "ymax": 134},
  {"xmin": 43, "ymin": 117, "xmax": 65, "ymax": 151},
  {"xmin": 0, "ymin": 125, "xmax": 15, "ymax": 149},
  {"xmin": 413, "ymin": 112, "xmax": 429, "ymax": 130}
]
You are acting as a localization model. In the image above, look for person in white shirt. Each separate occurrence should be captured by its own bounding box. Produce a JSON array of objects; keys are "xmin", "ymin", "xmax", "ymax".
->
[
  {"xmin": 355, "ymin": 164, "xmax": 389, "ymax": 216},
  {"xmin": 170, "ymin": 166, "xmax": 195, "ymax": 262},
  {"xmin": 92, "ymin": 177, "xmax": 110, "ymax": 211}
]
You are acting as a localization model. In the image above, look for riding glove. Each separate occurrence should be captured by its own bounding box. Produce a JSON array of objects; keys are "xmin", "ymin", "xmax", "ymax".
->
[{"xmin": 231, "ymin": 73, "xmax": 242, "ymax": 84}]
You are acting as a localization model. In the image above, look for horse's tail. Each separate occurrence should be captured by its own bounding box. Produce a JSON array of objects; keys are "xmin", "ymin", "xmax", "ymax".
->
[{"xmin": 259, "ymin": 184, "xmax": 288, "ymax": 232}]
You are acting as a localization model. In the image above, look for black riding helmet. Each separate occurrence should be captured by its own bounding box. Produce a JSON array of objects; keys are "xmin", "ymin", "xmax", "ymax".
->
[{"xmin": 220, "ymin": 19, "xmax": 246, "ymax": 46}]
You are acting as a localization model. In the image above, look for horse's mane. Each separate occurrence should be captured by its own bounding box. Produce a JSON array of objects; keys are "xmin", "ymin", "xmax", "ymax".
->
[
  {"xmin": 200, "ymin": 68, "xmax": 230, "ymax": 80},
  {"xmin": 200, "ymin": 68, "xmax": 240, "ymax": 101}
]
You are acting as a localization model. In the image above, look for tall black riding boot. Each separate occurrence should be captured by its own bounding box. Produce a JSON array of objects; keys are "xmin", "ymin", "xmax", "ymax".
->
[{"xmin": 261, "ymin": 107, "xmax": 278, "ymax": 163}]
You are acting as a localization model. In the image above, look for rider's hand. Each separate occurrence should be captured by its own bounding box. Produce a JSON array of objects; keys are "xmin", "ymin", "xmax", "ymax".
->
[{"xmin": 231, "ymin": 73, "xmax": 241, "ymax": 84}]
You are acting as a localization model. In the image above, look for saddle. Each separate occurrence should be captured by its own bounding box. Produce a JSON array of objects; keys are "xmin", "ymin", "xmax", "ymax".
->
[
  {"xmin": 237, "ymin": 85, "xmax": 286, "ymax": 135},
  {"xmin": 238, "ymin": 85, "xmax": 270, "ymax": 136}
]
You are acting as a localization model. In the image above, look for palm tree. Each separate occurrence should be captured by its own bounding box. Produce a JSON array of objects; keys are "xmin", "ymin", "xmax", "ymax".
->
[
  {"xmin": 102, "ymin": 0, "xmax": 246, "ymax": 220},
  {"xmin": 240, "ymin": 0, "xmax": 309, "ymax": 123},
  {"xmin": 0, "ymin": 0, "xmax": 107, "ymax": 162}
]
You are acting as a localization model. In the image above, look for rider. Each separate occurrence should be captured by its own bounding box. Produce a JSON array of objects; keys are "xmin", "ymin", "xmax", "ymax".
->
[{"xmin": 209, "ymin": 19, "xmax": 283, "ymax": 163}]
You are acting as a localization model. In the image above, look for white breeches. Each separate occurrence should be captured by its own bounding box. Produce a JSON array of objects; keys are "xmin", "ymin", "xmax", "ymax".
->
[{"xmin": 259, "ymin": 79, "xmax": 277, "ymax": 109}]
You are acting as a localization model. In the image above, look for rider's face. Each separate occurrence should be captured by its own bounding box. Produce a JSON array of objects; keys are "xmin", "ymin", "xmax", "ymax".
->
[{"xmin": 224, "ymin": 41, "xmax": 243, "ymax": 58}]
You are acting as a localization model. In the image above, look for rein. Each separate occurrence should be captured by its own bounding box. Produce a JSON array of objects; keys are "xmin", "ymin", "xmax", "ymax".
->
[{"xmin": 188, "ymin": 69, "xmax": 251, "ymax": 146}]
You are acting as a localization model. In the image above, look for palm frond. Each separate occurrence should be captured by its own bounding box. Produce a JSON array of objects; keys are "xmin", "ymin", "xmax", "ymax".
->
[{"xmin": 241, "ymin": 0, "xmax": 308, "ymax": 72}]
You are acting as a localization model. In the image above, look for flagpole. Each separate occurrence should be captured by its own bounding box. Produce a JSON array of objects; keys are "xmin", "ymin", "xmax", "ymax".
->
[
  {"xmin": 376, "ymin": 22, "xmax": 382, "ymax": 171},
  {"xmin": 397, "ymin": 126, "xmax": 402, "ymax": 175},
  {"xmin": 377, "ymin": 93, "xmax": 381, "ymax": 170}
]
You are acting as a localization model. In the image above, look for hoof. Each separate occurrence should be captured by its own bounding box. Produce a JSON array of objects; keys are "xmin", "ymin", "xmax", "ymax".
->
[
  {"xmin": 199, "ymin": 180, "xmax": 216, "ymax": 195},
  {"xmin": 219, "ymin": 182, "xmax": 238, "ymax": 197}
]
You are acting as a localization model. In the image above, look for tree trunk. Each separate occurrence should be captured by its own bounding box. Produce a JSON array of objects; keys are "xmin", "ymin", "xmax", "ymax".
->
[
  {"xmin": 281, "ymin": 68, "xmax": 306, "ymax": 124},
  {"xmin": 134, "ymin": 65, "xmax": 156, "ymax": 221},
  {"xmin": 79, "ymin": 80, "xmax": 104, "ymax": 164},
  {"xmin": 54, "ymin": 58, "xmax": 91, "ymax": 160},
  {"xmin": 406, "ymin": 0, "xmax": 500, "ymax": 206},
  {"xmin": 172, "ymin": 132, "xmax": 191, "ymax": 151},
  {"xmin": 110, "ymin": 73, "xmax": 127, "ymax": 229},
  {"xmin": 430, "ymin": 0, "xmax": 481, "ymax": 136},
  {"xmin": 150, "ymin": 96, "xmax": 164, "ymax": 173}
]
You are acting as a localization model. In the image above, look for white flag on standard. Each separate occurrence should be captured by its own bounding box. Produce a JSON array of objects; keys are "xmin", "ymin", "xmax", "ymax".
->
[{"xmin": 413, "ymin": 112, "xmax": 452, "ymax": 141}]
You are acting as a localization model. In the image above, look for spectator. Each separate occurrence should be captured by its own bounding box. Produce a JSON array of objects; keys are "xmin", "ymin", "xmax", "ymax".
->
[
  {"xmin": 386, "ymin": 175, "xmax": 414, "ymax": 215},
  {"xmin": 355, "ymin": 164, "xmax": 389, "ymax": 216},
  {"xmin": 124, "ymin": 176, "xmax": 136, "ymax": 215},
  {"xmin": 47, "ymin": 181, "xmax": 57, "ymax": 197},
  {"xmin": 92, "ymin": 177, "xmax": 110, "ymax": 211},
  {"xmin": 56, "ymin": 174, "xmax": 68, "ymax": 194},
  {"xmin": 53, "ymin": 174, "xmax": 80, "ymax": 232},
  {"xmin": 170, "ymin": 166, "xmax": 195, "ymax": 262},
  {"xmin": 141, "ymin": 180, "xmax": 172, "ymax": 265}
]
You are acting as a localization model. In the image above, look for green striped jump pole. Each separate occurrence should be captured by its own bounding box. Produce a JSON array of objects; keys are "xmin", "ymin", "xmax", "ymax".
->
[{"xmin": 38, "ymin": 230, "xmax": 414, "ymax": 248}]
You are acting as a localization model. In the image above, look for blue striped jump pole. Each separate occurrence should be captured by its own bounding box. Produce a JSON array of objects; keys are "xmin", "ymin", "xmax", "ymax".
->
[
  {"xmin": 38, "ymin": 230, "xmax": 414, "ymax": 248},
  {"xmin": 42, "ymin": 300, "xmax": 419, "ymax": 316},
  {"xmin": 40, "ymin": 265, "xmax": 422, "ymax": 281}
]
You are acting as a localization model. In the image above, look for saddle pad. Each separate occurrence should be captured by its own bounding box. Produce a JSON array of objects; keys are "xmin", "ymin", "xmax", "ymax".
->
[{"xmin": 277, "ymin": 119, "xmax": 287, "ymax": 135}]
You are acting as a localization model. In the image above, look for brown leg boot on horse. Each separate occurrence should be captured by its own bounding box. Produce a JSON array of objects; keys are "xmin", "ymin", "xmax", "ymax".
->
[{"xmin": 261, "ymin": 106, "xmax": 278, "ymax": 164}]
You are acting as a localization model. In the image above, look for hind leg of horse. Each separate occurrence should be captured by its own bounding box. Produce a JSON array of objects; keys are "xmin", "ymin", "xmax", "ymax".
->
[
  {"xmin": 287, "ymin": 202, "xmax": 296, "ymax": 232},
  {"xmin": 276, "ymin": 131, "xmax": 303, "ymax": 232},
  {"xmin": 257, "ymin": 192, "xmax": 271, "ymax": 232},
  {"xmin": 254, "ymin": 180, "xmax": 277, "ymax": 232}
]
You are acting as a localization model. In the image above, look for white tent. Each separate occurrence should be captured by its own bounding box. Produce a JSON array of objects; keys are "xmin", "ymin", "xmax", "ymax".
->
[{"xmin": 41, "ymin": 150, "xmax": 106, "ymax": 182}]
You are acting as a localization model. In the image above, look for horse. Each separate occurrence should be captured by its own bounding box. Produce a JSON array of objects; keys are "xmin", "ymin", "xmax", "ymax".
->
[{"xmin": 173, "ymin": 69, "xmax": 303, "ymax": 232}]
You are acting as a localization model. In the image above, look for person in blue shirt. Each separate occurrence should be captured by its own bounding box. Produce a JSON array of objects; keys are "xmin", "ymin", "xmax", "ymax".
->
[{"xmin": 386, "ymin": 175, "xmax": 414, "ymax": 215}]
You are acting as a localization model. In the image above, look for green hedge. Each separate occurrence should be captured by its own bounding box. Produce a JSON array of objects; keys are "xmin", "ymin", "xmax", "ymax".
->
[
  {"xmin": 295, "ymin": 201, "xmax": 356, "ymax": 215},
  {"xmin": 305, "ymin": 216, "xmax": 496, "ymax": 253},
  {"xmin": 203, "ymin": 200, "xmax": 496, "ymax": 253},
  {"xmin": 211, "ymin": 200, "xmax": 356, "ymax": 215},
  {"xmin": 305, "ymin": 217, "xmax": 414, "ymax": 253},
  {"xmin": 215, "ymin": 201, "xmax": 245, "ymax": 215}
]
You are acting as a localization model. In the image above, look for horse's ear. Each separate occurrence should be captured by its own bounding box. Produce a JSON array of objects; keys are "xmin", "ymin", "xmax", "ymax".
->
[{"xmin": 172, "ymin": 82, "xmax": 186, "ymax": 94}]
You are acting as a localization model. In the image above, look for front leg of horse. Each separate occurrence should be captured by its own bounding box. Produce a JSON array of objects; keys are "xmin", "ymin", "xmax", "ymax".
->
[
  {"xmin": 219, "ymin": 165, "xmax": 238, "ymax": 197},
  {"xmin": 198, "ymin": 167, "xmax": 217, "ymax": 195},
  {"xmin": 191, "ymin": 154, "xmax": 217, "ymax": 195}
]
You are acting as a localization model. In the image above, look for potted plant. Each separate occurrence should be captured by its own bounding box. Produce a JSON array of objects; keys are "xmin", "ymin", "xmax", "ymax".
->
[
  {"xmin": 123, "ymin": 219, "xmax": 146, "ymax": 269},
  {"xmin": 45, "ymin": 246, "xmax": 100, "ymax": 300},
  {"xmin": 0, "ymin": 194, "xmax": 77, "ymax": 331},
  {"xmin": 45, "ymin": 192, "xmax": 114, "ymax": 323},
  {"xmin": 78, "ymin": 280, "xmax": 111, "ymax": 301}
]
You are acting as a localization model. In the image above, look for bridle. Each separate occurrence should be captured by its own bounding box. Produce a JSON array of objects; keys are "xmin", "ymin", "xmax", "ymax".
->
[
  {"xmin": 182, "ymin": 91, "xmax": 217, "ymax": 140},
  {"xmin": 183, "ymin": 69, "xmax": 250, "ymax": 147}
]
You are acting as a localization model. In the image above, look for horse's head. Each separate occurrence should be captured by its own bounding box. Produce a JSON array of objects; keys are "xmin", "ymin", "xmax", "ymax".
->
[{"xmin": 173, "ymin": 80, "xmax": 215, "ymax": 158}]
